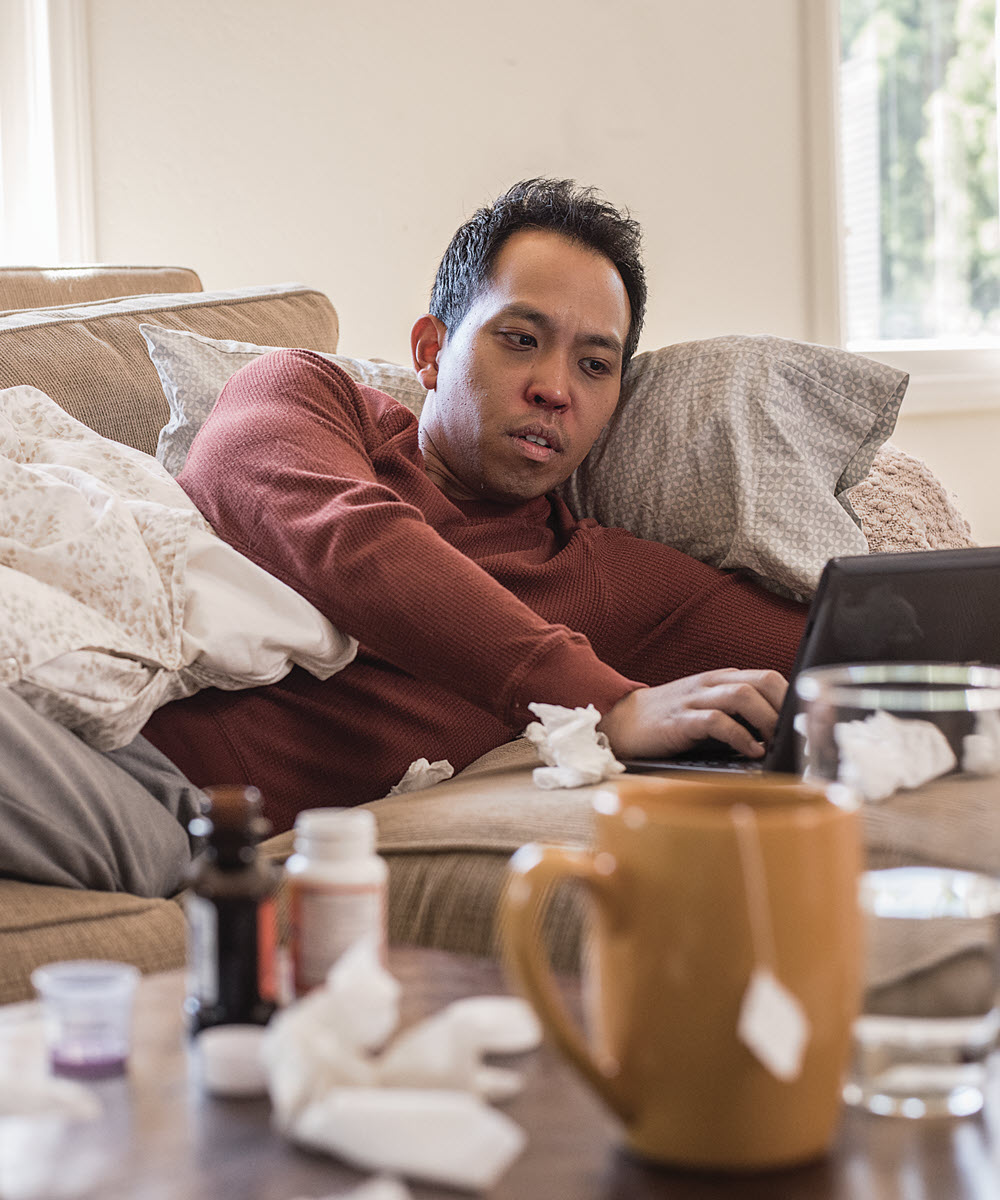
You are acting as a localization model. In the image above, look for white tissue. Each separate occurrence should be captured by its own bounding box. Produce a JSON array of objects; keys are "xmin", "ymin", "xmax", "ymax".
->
[
  {"xmin": 963, "ymin": 710, "xmax": 1000, "ymax": 776},
  {"xmin": 0, "ymin": 1064, "xmax": 102, "ymax": 1200},
  {"xmin": 0, "ymin": 1075, "xmax": 100, "ymax": 1121},
  {"xmin": 386, "ymin": 758, "xmax": 454, "ymax": 796},
  {"xmin": 375, "ymin": 996, "xmax": 539, "ymax": 1101},
  {"xmin": 292, "ymin": 1088, "xmax": 526, "ymax": 1193},
  {"xmin": 0, "ymin": 1012, "xmax": 102, "ymax": 1123},
  {"xmin": 262, "ymin": 940, "xmax": 399, "ymax": 1128},
  {"xmin": 262, "ymin": 941, "xmax": 531, "ymax": 1192},
  {"xmin": 834, "ymin": 710, "xmax": 957, "ymax": 801},
  {"xmin": 288, "ymin": 1175, "xmax": 413, "ymax": 1200},
  {"xmin": 440, "ymin": 996, "xmax": 543, "ymax": 1055},
  {"xmin": 523, "ymin": 702, "xmax": 625, "ymax": 789}
]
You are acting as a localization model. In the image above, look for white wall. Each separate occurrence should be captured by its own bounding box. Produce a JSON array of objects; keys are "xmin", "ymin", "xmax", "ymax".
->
[
  {"xmin": 893, "ymin": 411, "xmax": 1000, "ymax": 544},
  {"xmin": 85, "ymin": 0, "xmax": 810, "ymax": 362},
  {"xmin": 84, "ymin": 0, "xmax": 997, "ymax": 542}
]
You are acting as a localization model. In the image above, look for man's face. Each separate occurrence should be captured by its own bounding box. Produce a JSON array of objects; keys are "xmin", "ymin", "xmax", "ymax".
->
[{"xmin": 415, "ymin": 229, "xmax": 631, "ymax": 505}]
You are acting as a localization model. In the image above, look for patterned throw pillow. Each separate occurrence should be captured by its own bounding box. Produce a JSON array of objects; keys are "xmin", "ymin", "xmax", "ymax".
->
[
  {"xmin": 558, "ymin": 336, "xmax": 909, "ymax": 597},
  {"xmin": 144, "ymin": 326, "xmax": 911, "ymax": 598},
  {"xmin": 141, "ymin": 324, "xmax": 427, "ymax": 477}
]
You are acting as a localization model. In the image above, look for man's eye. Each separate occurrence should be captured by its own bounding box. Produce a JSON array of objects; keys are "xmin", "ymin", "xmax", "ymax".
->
[
  {"xmin": 503, "ymin": 332, "xmax": 536, "ymax": 348},
  {"xmin": 583, "ymin": 358, "xmax": 610, "ymax": 375}
]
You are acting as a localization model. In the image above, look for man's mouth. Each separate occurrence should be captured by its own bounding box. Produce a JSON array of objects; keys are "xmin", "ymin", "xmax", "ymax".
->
[{"xmin": 509, "ymin": 425, "xmax": 562, "ymax": 463}]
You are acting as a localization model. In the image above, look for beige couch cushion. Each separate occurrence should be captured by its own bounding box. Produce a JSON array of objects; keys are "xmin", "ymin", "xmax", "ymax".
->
[
  {"xmin": 0, "ymin": 740, "xmax": 592, "ymax": 1004},
  {"xmin": 0, "ymin": 265, "xmax": 202, "ymax": 312},
  {"xmin": 0, "ymin": 283, "xmax": 339, "ymax": 456},
  {"xmin": 263, "ymin": 739, "xmax": 593, "ymax": 974},
  {"xmin": 0, "ymin": 880, "xmax": 186, "ymax": 1005}
]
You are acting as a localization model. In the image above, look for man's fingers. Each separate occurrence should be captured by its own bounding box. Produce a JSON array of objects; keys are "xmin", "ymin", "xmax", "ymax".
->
[
  {"xmin": 598, "ymin": 669, "xmax": 791, "ymax": 761},
  {"xmin": 696, "ymin": 668, "xmax": 788, "ymax": 714},
  {"xmin": 678, "ymin": 708, "xmax": 769, "ymax": 758},
  {"xmin": 686, "ymin": 679, "xmax": 785, "ymax": 742}
]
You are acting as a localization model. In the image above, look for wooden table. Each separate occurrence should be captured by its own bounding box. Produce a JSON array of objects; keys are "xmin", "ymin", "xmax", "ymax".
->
[{"xmin": 1, "ymin": 947, "xmax": 1000, "ymax": 1199}]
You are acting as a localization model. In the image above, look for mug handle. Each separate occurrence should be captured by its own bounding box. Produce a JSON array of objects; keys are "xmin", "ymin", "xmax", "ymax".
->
[{"xmin": 501, "ymin": 842, "xmax": 631, "ymax": 1123}]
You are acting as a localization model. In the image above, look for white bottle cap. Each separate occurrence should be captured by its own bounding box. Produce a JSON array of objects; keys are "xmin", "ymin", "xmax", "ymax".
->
[
  {"xmin": 293, "ymin": 807, "xmax": 376, "ymax": 859},
  {"xmin": 196, "ymin": 1024, "xmax": 268, "ymax": 1097}
]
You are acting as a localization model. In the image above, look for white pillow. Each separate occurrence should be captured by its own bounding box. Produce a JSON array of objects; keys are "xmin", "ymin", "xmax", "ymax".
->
[
  {"xmin": 141, "ymin": 324, "xmax": 427, "ymax": 477},
  {"xmin": 558, "ymin": 336, "xmax": 907, "ymax": 597}
]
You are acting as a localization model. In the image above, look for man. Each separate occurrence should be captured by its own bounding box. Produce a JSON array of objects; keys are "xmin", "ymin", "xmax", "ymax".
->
[
  {"xmin": 0, "ymin": 179, "xmax": 806, "ymax": 896},
  {"xmin": 142, "ymin": 179, "xmax": 806, "ymax": 831}
]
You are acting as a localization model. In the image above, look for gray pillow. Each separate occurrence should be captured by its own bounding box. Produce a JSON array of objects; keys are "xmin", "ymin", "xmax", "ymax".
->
[
  {"xmin": 140, "ymin": 324, "xmax": 427, "ymax": 477},
  {"xmin": 143, "ymin": 326, "xmax": 907, "ymax": 598},
  {"xmin": 558, "ymin": 336, "xmax": 908, "ymax": 597}
]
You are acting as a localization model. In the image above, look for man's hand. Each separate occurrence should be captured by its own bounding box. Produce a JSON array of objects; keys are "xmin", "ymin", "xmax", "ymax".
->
[{"xmin": 597, "ymin": 669, "xmax": 788, "ymax": 761}]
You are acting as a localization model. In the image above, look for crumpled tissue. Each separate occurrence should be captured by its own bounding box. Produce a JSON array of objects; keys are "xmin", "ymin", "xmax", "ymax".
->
[
  {"xmin": 261, "ymin": 940, "xmax": 540, "ymax": 1192},
  {"xmin": 289, "ymin": 1177, "xmax": 413, "ymax": 1200},
  {"xmin": 523, "ymin": 702, "xmax": 625, "ymax": 789},
  {"xmin": 0, "ymin": 1074, "xmax": 100, "ymax": 1121},
  {"xmin": 963, "ymin": 710, "xmax": 1000, "ymax": 776},
  {"xmin": 0, "ymin": 1019, "xmax": 103, "ymax": 1200},
  {"xmin": 385, "ymin": 758, "xmax": 454, "ymax": 797},
  {"xmin": 833, "ymin": 710, "xmax": 957, "ymax": 801}
]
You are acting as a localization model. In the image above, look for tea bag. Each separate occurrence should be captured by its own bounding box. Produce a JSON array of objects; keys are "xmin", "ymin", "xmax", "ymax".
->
[{"xmin": 731, "ymin": 805, "xmax": 811, "ymax": 1082}]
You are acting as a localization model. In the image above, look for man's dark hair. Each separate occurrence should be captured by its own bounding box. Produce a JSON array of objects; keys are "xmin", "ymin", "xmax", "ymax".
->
[{"xmin": 430, "ymin": 178, "xmax": 646, "ymax": 370}]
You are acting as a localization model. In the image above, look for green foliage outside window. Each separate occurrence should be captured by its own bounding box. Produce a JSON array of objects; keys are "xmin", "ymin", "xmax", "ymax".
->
[{"xmin": 842, "ymin": 0, "xmax": 1000, "ymax": 340}]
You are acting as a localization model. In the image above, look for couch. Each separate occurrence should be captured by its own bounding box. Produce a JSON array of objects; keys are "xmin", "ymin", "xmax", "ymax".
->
[{"xmin": 0, "ymin": 266, "xmax": 975, "ymax": 1005}]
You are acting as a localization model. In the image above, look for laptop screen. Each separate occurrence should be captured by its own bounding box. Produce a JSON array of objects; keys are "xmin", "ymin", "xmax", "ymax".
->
[{"xmin": 767, "ymin": 546, "xmax": 1000, "ymax": 771}]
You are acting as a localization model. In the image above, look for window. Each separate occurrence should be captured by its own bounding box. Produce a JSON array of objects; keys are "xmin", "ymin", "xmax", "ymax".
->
[
  {"xmin": 0, "ymin": 0, "xmax": 93, "ymax": 265},
  {"xmin": 840, "ymin": 0, "xmax": 1000, "ymax": 349}
]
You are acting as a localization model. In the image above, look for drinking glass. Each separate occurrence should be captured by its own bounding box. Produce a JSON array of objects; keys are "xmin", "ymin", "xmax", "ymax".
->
[{"xmin": 795, "ymin": 662, "xmax": 1000, "ymax": 1118}]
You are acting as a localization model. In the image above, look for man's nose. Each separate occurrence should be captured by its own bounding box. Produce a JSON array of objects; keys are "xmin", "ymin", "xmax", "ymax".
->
[{"xmin": 528, "ymin": 356, "xmax": 571, "ymax": 412}]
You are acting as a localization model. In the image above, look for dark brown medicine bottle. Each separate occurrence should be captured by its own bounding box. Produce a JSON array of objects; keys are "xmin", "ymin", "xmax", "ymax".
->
[{"xmin": 184, "ymin": 785, "xmax": 278, "ymax": 1033}]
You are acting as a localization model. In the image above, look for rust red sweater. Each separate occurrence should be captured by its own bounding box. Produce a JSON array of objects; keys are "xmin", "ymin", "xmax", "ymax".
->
[{"xmin": 143, "ymin": 350, "xmax": 807, "ymax": 831}]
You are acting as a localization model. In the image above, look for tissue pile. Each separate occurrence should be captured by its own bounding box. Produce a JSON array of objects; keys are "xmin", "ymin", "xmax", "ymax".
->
[
  {"xmin": 523, "ymin": 702, "xmax": 625, "ymax": 788},
  {"xmin": 261, "ymin": 940, "xmax": 541, "ymax": 1192},
  {"xmin": 833, "ymin": 710, "xmax": 956, "ymax": 801},
  {"xmin": 385, "ymin": 758, "xmax": 454, "ymax": 797},
  {"xmin": 963, "ymin": 710, "xmax": 1000, "ymax": 776}
]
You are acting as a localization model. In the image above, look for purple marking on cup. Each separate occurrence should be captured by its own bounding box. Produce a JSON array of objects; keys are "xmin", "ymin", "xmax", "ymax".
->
[{"xmin": 51, "ymin": 1052, "xmax": 128, "ymax": 1080}]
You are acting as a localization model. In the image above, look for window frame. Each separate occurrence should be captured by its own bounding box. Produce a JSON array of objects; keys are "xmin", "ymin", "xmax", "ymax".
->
[{"xmin": 807, "ymin": 0, "xmax": 1000, "ymax": 416}]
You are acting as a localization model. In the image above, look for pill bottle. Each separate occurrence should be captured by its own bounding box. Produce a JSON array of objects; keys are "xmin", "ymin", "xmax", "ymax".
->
[
  {"xmin": 184, "ymin": 785, "xmax": 278, "ymax": 1033},
  {"xmin": 285, "ymin": 807, "xmax": 387, "ymax": 996}
]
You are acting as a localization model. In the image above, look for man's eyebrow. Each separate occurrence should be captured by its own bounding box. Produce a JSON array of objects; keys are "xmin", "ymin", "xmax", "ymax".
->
[{"xmin": 496, "ymin": 303, "xmax": 624, "ymax": 358}]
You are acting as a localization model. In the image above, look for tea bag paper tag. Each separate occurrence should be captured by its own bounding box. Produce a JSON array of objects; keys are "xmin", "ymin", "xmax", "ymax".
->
[{"xmin": 737, "ymin": 967, "xmax": 810, "ymax": 1082}]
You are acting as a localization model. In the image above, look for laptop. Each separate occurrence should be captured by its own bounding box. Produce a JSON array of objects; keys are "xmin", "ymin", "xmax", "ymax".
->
[{"xmin": 623, "ymin": 545, "xmax": 1000, "ymax": 776}]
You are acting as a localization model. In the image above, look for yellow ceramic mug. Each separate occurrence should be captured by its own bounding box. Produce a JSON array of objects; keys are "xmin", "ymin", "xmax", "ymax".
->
[{"xmin": 501, "ymin": 773, "xmax": 863, "ymax": 1172}]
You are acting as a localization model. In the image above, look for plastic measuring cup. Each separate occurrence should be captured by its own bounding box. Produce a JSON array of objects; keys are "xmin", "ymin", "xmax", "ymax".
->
[{"xmin": 31, "ymin": 960, "xmax": 141, "ymax": 1079}]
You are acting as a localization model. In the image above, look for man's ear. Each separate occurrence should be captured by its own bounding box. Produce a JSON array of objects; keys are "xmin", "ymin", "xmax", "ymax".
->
[{"xmin": 411, "ymin": 314, "xmax": 448, "ymax": 390}]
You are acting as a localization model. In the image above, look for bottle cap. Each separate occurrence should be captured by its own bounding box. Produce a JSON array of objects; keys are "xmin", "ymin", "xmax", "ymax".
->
[
  {"xmin": 196, "ymin": 1024, "xmax": 269, "ymax": 1097},
  {"xmin": 190, "ymin": 785, "xmax": 271, "ymax": 842},
  {"xmin": 293, "ymin": 807, "xmax": 376, "ymax": 858}
]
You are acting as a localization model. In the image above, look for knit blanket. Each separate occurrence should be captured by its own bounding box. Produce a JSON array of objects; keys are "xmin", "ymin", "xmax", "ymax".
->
[{"xmin": 847, "ymin": 441, "xmax": 977, "ymax": 553}]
